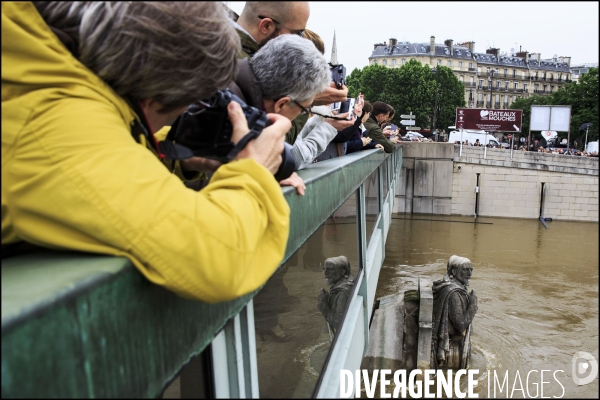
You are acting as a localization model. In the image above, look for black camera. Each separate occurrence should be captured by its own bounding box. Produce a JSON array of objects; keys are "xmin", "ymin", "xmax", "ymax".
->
[
  {"xmin": 164, "ymin": 89, "xmax": 295, "ymax": 181},
  {"xmin": 329, "ymin": 63, "xmax": 346, "ymax": 90}
]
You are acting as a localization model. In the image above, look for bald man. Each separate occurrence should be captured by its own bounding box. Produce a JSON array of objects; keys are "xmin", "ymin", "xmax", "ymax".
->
[
  {"xmin": 233, "ymin": 1, "xmax": 310, "ymax": 59},
  {"xmin": 231, "ymin": 1, "xmax": 350, "ymax": 144}
]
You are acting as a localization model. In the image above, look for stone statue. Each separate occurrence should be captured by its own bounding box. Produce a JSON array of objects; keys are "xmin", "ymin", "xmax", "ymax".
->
[
  {"xmin": 431, "ymin": 255, "xmax": 478, "ymax": 369},
  {"xmin": 317, "ymin": 255, "xmax": 355, "ymax": 341}
]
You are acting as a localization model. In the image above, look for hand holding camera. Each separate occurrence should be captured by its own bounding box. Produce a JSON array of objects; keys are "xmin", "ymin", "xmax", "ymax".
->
[
  {"xmin": 163, "ymin": 89, "xmax": 296, "ymax": 181},
  {"xmin": 324, "ymin": 112, "xmax": 355, "ymax": 131},
  {"xmin": 312, "ymin": 82, "xmax": 349, "ymax": 106},
  {"xmin": 353, "ymin": 94, "xmax": 364, "ymax": 117},
  {"xmin": 228, "ymin": 102, "xmax": 290, "ymax": 176}
]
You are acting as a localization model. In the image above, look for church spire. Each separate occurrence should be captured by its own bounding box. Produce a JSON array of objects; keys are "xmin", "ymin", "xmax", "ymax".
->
[{"xmin": 330, "ymin": 30, "xmax": 338, "ymax": 65}]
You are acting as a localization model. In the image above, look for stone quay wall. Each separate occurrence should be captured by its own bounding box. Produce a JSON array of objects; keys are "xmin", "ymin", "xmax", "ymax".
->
[{"xmin": 395, "ymin": 142, "xmax": 599, "ymax": 222}]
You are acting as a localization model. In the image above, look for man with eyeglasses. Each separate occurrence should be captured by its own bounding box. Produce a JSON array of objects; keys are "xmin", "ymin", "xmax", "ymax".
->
[
  {"xmin": 231, "ymin": 2, "xmax": 349, "ymax": 146},
  {"xmin": 232, "ymin": 1, "xmax": 309, "ymax": 59}
]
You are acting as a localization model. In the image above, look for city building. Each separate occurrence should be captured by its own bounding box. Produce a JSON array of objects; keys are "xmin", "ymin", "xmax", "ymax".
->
[
  {"xmin": 570, "ymin": 62, "xmax": 598, "ymax": 82},
  {"xmin": 368, "ymin": 36, "xmax": 573, "ymax": 109}
]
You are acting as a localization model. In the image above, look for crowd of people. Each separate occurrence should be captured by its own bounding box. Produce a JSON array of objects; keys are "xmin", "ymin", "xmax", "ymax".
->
[
  {"xmin": 1, "ymin": 2, "xmax": 404, "ymax": 304},
  {"xmin": 454, "ymin": 140, "xmax": 599, "ymax": 157}
]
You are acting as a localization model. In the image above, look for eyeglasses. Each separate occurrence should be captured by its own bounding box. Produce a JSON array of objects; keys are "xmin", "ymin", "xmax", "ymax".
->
[
  {"xmin": 257, "ymin": 15, "xmax": 305, "ymax": 37},
  {"xmin": 292, "ymin": 99, "xmax": 350, "ymax": 120},
  {"xmin": 292, "ymin": 100, "xmax": 310, "ymax": 116}
]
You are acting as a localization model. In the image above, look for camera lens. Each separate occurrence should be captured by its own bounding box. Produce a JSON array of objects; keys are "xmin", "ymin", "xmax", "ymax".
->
[{"xmin": 274, "ymin": 143, "xmax": 295, "ymax": 181}]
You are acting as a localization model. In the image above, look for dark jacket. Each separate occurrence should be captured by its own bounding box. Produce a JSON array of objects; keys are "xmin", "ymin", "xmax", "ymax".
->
[
  {"xmin": 363, "ymin": 116, "xmax": 396, "ymax": 153},
  {"xmin": 346, "ymin": 127, "xmax": 378, "ymax": 154},
  {"xmin": 227, "ymin": 58, "xmax": 263, "ymax": 109},
  {"xmin": 235, "ymin": 28, "xmax": 259, "ymax": 60}
]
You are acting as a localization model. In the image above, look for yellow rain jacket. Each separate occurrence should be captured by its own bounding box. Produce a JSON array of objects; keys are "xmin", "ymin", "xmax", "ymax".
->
[{"xmin": 1, "ymin": 2, "xmax": 291, "ymax": 303}]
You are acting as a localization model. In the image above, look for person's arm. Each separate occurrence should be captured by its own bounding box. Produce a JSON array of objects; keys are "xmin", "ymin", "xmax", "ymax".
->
[
  {"xmin": 364, "ymin": 120, "xmax": 397, "ymax": 153},
  {"xmin": 312, "ymin": 82, "xmax": 349, "ymax": 106},
  {"xmin": 291, "ymin": 115, "xmax": 338, "ymax": 170},
  {"xmin": 6, "ymin": 98, "xmax": 292, "ymax": 303},
  {"xmin": 332, "ymin": 114, "xmax": 363, "ymax": 143},
  {"xmin": 346, "ymin": 138, "xmax": 364, "ymax": 154}
]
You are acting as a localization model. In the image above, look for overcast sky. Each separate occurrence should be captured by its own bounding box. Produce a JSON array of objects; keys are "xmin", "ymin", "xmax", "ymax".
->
[{"xmin": 224, "ymin": 1, "xmax": 599, "ymax": 73}]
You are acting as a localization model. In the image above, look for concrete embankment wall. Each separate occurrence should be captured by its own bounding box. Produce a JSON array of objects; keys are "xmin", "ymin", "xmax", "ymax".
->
[{"xmin": 395, "ymin": 142, "xmax": 599, "ymax": 221}]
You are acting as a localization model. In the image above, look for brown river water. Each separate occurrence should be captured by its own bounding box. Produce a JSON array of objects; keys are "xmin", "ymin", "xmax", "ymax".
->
[
  {"xmin": 164, "ymin": 214, "xmax": 598, "ymax": 399},
  {"xmin": 373, "ymin": 215, "xmax": 599, "ymax": 398}
]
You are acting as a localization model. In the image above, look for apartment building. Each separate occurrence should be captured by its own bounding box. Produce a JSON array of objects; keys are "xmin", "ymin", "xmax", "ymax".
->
[
  {"xmin": 570, "ymin": 62, "xmax": 598, "ymax": 82},
  {"xmin": 368, "ymin": 36, "xmax": 573, "ymax": 109}
]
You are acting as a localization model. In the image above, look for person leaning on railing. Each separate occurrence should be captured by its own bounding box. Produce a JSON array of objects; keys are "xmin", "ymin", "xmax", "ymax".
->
[
  {"xmin": 1, "ymin": 2, "xmax": 293, "ymax": 303},
  {"xmin": 363, "ymin": 102, "xmax": 399, "ymax": 153},
  {"xmin": 226, "ymin": 34, "xmax": 333, "ymax": 170}
]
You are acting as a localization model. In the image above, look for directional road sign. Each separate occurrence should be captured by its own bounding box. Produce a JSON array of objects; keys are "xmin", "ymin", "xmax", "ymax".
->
[
  {"xmin": 406, "ymin": 127, "xmax": 421, "ymax": 130},
  {"xmin": 400, "ymin": 114, "xmax": 415, "ymax": 119},
  {"xmin": 400, "ymin": 120, "xmax": 416, "ymax": 126}
]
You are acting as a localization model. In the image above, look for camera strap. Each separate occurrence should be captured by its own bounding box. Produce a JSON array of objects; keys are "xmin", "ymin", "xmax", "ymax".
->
[
  {"xmin": 225, "ymin": 130, "xmax": 260, "ymax": 161},
  {"xmin": 157, "ymin": 129, "xmax": 261, "ymax": 162}
]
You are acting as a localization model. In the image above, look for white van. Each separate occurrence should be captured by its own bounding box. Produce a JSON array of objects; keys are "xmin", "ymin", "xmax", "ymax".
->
[
  {"xmin": 448, "ymin": 130, "xmax": 500, "ymax": 147},
  {"xmin": 586, "ymin": 141, "xmax": 598, "ymax": 154}
]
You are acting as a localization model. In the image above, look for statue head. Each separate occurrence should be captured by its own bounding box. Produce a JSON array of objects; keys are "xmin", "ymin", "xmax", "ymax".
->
[
  {"xmin": 323, "ymin": 256, "xmax": 351, "ymax": 286},
  {"xmin": 447, "ymin": 255, "xmax": 473, "ymax": 287}
]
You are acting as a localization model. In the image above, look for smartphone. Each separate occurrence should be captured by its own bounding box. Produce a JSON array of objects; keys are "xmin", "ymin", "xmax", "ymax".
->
[
  {"xmin": 391, "ymin": 124, "xmax": 398, "ymax": 132},
  {"xmin": 338, "ymin": 97, "xmax": 356, "ymax": 120}
]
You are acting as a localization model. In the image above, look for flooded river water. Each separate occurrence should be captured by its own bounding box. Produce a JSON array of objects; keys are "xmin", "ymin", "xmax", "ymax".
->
[{"xmin": 375, "ymin": 215, "xmax": 599, "ymax": 398}]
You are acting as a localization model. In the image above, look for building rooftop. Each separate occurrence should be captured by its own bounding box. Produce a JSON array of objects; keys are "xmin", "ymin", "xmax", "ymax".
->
[{"xmin": 370, "ymin": 38, "xmax": 571, "ymax": 72}]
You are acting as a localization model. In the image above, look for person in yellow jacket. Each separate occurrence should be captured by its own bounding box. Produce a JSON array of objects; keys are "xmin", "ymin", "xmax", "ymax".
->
[{"xmin": 1, "ymin": 2, "xmax": 293, "ymax": 303}]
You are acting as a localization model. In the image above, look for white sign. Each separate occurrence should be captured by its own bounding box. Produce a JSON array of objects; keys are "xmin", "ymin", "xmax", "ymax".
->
[
  {"xmin": 400, "ymin": 114, "xmax": 415, "ymax": 119},
  {"xmin": 406, "ymin": 127, "xmax": 421, "ymax": 130},
  {"xmin": 400, "ymin": 120, "xmax": 416, "ymax": 126},
  {"xmin": 530, "ymin": 106, "xmax": 551, "ymax": 131},
  {"xmin": 550, "ymin": 106, "xmax": 571, "ymax": 131},
  {"xmin": 530, "ymin": 105, "xmax": 571, "ymax": 132}
]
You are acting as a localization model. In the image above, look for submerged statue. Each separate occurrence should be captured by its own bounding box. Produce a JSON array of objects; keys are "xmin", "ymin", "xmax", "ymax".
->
[
  {"xmin": 317, "ymin": 255, "xmax": 355, "ymax": 341},
  {"xmin": 432, "ymin": 255, "xmax": 478, "ymax": 369}
]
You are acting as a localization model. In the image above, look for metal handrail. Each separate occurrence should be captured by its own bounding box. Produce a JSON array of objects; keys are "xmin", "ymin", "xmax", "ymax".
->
[{"xmin": 1, "ymin": 147, "xmax": 403, "ymax": 398}]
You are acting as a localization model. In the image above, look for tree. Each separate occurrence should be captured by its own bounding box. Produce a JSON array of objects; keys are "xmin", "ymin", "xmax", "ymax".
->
[
  {"xmin": 509, "ymin": 95, "xmax": 552, "ymax": 143},
  {"xmin": 433, "ymin": 66, "xmax": 466, "ymax": 132},
  {"xmin": 510, "ymin": 68, "xmax": 598, "ymax": 148},
  {"xmin": 345, "ymin": 60, "xmax": 465, "ymax": 131},
  {"xmin": 552, "ymin": 67, "xmax": 598, "ymax": 147}
]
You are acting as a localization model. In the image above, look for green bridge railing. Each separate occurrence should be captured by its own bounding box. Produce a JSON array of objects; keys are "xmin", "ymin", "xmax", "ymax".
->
[{"xmin": 2, "ymin": 145, "xmax": 402, "ymax": 398}]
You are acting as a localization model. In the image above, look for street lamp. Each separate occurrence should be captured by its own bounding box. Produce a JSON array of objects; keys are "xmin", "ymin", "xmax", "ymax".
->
[
  {"xmin": 431, "ymin": 67, "xmax": 440, "ymax": 140},
  {"xmin": 580, "ymin": 122, "xmax": 592, "ymax": 151}
]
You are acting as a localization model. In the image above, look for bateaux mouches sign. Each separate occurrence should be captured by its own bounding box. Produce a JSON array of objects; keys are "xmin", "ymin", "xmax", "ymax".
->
[{"xmin": 455, "ymin": 108, "xmax": 523, "ymax": 132}]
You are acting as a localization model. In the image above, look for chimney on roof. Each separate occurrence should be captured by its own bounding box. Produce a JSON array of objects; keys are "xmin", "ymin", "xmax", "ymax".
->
[
  {"xmin": 389, "ymin": 38, "xmax": 397, "ymax": 52},
  {"xmin": 516, "ymin": 50, "xmax": 528, "ymax": 59},
  {"xmin": 430, "ymin": 36, "xmax": 435, "ymax": 55},
  {"xmin": 458, "ymin": 41, "xmax": 475, "ymax": 52},
  {"xmin": 444, "ymin": 39, "xmax": 454, "ymax": 55},
  {"xmin": 486, "ymin": 47, "xmax": 499, "ymax": 57}
]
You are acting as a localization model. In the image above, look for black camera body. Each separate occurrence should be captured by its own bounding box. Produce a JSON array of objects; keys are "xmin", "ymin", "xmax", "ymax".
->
[
  {"xmin": 330, "ymin": 63, "xmax": 346, "ymax": 90},
  {"xmin": 169, "ymin": 89, "xmax": 295, "ymax": 181}
]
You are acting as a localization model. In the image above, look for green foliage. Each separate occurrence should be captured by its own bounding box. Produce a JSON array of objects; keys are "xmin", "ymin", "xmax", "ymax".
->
[
  {"xmin": 509, "ymin": 95, "xmax": 552, "ymax": 135},
  {"xmin": 343, "ymin": 59, "xmax": 466, "ymax": 130},
  {"xmin": 510, "ymin": 68, "xmax": 598, "ymax": 148}
]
